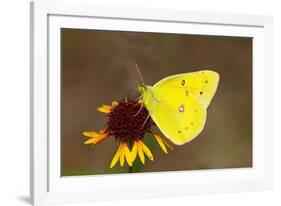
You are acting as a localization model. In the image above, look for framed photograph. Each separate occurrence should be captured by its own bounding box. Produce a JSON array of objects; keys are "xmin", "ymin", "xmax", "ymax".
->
[{"xmin": 30, "ymin": 1, "xmax": 273, "ymax": 205}]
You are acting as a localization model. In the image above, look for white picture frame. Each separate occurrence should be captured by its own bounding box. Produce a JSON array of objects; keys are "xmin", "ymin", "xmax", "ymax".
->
[{"xmin": 30, "ymin": 0, "xmax": 273, "ymax": 205}]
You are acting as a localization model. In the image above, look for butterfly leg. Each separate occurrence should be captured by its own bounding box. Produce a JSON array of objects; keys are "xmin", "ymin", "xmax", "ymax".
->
[
  {"xmin": 141, "ymin": 114, "xmax": 151, "ymax": 129},
  {"xmin": 133, "ymin": 95, "xmax": 143, "ymax": 104},
  {"xmin": 132, "ymin": 103, "xmax": 144, "ymax": 117}
]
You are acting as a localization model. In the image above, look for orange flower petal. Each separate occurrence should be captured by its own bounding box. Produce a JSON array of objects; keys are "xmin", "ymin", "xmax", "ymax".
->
[
  {"xmin": 83, "ymin": 130, "xmax": 109, "ymax": 145},
  {"xmin": 99, "ymin": 128, "xmax": 107, "ymax": 133}
]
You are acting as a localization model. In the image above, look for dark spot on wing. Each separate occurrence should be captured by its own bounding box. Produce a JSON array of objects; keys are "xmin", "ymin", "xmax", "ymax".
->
[{"xmin": 181, "ymin": 79, "xmax": 185, "ymax": 86}]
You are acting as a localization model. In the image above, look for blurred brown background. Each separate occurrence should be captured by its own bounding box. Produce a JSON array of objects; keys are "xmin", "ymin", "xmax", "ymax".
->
[{"xmin": 61, "ymin": 28, "xmax": 252, "ymax": 176}]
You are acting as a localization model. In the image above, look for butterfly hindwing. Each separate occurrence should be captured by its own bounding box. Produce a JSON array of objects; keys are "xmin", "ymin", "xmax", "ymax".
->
[{"xmin": 146, "ymin": 91, "xmax": 207, "ymax": 145}]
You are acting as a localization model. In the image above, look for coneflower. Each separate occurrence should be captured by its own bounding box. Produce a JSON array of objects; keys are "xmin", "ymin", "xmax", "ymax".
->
[{"xmin": 83, "ymin": 98, "xmax": 173, "ymax": 169}]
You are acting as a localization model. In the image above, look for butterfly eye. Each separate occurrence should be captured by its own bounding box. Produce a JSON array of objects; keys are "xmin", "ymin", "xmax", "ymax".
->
[
  {"xmin": 199, "ymin": 91, "xmax": 203, "ymax": 95},
  {"xmin": 181, "ymin": 80, "xmax": 185, "ymax": 86}
]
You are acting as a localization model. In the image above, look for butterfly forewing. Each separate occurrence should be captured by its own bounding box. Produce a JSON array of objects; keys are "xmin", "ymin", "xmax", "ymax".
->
[{"xmin": 153, "ymin": 70, "xmax": 220, "ymax": 108}]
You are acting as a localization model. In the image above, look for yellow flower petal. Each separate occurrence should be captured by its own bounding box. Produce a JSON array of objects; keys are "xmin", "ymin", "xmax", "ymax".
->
[
  {"xmin": 119, "ymin": 143, "xmax": 125, "ymax": 167},
  {"xmin": 162, "ymin": 138, "xmax": 174, "ymax": 151},
  {"xmin": 110, "ymin": 144, "xmax": 122, "ymax": 168},
  {"xmin": 84, "ymin": 138, "xmax": 96, "ymax": 144},
  {"xmin": 124, "ymin": 144, "xmax": 132, "ymax": 166},
  {"xmin": 83, "ymin": 131, "xmax": 100, "ymax": 138},
  {"xmin": 153, "ymin": 134, "xmax": 166, "ymax": 153},
  {"xmin": 137, "ymin": 141, "xmax": 145, "ymax": 164},
  {"xmin": 102, "ymin": 105, "xmax": 112, "ymax": 109},
  {"xmin": 130, "ymin": 141, "xmax": 138, "ymax": 164},
  {"xmin": 154, "ymin": 134, "xmax": 167, "ymax": 154},
  {"xmin": 154, "ymin": 134, "xmax": 173, "ymax": 152},
  {"xmin": 139, "ymin": 140, "xmax": 153, "ymax": 161},
  {"xmin": 97, "ymin": 105, "xmax": 112, "ymax": 113},
  {"xmin": 111, "ymin": 101, "xmax": 118, "ymax": 107}
]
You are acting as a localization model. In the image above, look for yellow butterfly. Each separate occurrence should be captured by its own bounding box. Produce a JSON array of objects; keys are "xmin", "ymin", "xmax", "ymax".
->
[{"xmin": 137, "ymin": 66, "xmax": 219, "ymax": 145}]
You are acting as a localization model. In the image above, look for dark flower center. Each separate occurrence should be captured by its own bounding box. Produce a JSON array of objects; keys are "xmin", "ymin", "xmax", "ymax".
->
[{"xmin": 107, "ymin": 99, "xmax": 152, "ymax": 143}]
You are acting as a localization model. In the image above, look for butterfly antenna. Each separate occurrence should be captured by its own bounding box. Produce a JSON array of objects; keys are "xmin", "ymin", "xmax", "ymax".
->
[{"xmin": 135, "ymin": 64, "xmax": 144, "ymax": 84}]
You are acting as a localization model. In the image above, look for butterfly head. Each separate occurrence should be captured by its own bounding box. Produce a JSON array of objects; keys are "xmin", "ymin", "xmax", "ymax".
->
[{"xmin": 137, "ymin": 84, "xmax": 147, "ymax": 95}]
